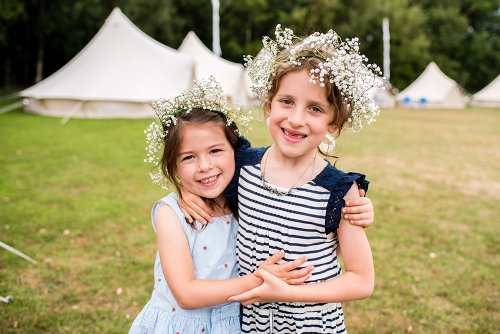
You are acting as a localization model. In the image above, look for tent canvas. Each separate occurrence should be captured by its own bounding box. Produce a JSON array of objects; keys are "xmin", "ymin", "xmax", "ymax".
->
[
  {"xmin": 396, "ymin": 62, "xmax": 466, "ymax": 109},
  {"xmin": 368, "ymin": 77, "xmax": 396, "ymax": 109},
  {"xmin": 178, "ymin": 31, "xmax": 251, "ymax": 107},
  {"xmin": 471, "ymin": 74, "xmax": 500, "ymax": 107},
  {"xmin": 21, "ymin": 7, "xmax": 195, "ymax": 119}
]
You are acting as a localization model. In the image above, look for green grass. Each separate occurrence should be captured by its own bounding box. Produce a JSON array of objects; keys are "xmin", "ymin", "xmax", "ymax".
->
[{"xmin": 0, "ymin": 107, "xmax": 499, "ymax": 333}]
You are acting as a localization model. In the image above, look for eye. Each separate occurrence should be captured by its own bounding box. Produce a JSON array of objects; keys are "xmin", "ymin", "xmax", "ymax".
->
[
  {"xmin": 181, "ymin": 155, "xmax": 195, "ymax": 161},
  {"xmin": 280, "ymin": 98, "xmax": 293, "ymax": 106},
  {"xmin": 309, "ymin": 106, "xmax": 323, "ymax": 113},
  {"xmin": 210, "ymin": 148, "xmax": 222, "ymax": 154}
]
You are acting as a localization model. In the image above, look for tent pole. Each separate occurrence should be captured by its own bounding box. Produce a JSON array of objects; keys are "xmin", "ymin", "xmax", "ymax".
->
[
  {"xmin": 0, "ymin": 241, "xmax": 37, "ymax": 264},
  {"xmin": 60, "ymin": 101, "xmax": 84, "ymax": 125}
]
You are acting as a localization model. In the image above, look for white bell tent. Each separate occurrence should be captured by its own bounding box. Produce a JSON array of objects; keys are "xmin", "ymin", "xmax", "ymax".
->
[
  {"xmin": 21, "ymin": 8, "xmax": 195, "ymax": 119},
  {"xmin": 470, "ymin": 74, "xmax": 500, "ymax": 107},
  {"xmin": 368, "ymin": 77, "xmax": 396, "ymax": 109},
  {"xmin": 178, "ymin": 31, "xmax": 251, "ymax": 107},
  {"xmin": 396, "ymin": 62, "xmax": 466, "ymax": 109}
]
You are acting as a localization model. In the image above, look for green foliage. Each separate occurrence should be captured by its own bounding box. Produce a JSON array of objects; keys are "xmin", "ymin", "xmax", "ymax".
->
[
  {"xmin": 0, "ymin": 1, "xmax": 499, "ymax": 94},
  {"xmin": 0, "ymin": 107, "xmax": 499, "ymax": 332},
  {"xmin": 0, "ymin": 0, "xmax": 25, "ymax": 46}
]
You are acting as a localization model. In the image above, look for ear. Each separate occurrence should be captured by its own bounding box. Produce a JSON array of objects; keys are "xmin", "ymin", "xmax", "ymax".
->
[
  {"xmin": 328, "ymin": 123, "xmax": 338, "ymax": 134},
  {"xmin": 264, "ymin": 102, "xmax": 271, "ymax": 118}
]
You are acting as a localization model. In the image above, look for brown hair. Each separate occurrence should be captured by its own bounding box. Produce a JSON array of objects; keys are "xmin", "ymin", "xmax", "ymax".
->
[
  {"xmin": 159, "ymin": 108, "xmax": 240, "ymax": 228},
  {"xmin": 263, "ymin": 48, "xmax": 353, "ymax": 157}
]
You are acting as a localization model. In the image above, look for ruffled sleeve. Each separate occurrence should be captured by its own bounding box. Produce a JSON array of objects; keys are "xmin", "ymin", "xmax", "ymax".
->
[
  {"xmin": 151, "ymin": 193, "xmax": 185, "ymax": 231},
  {"xmin": 151, "ymin": 192, "xmax": 200, "ymax": 241},
  {"xmin": 315, "ymin": 165, "xmax": 369, "ymax": 234},
  {"xmin": 225, "ymin": 136, "xmax": 251, "ymax": 214}
]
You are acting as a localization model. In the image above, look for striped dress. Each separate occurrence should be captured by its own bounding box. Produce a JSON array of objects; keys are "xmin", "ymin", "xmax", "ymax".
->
[{"xmin": 225, "ymin": 139, "xmax": 368, "ymax": 334}]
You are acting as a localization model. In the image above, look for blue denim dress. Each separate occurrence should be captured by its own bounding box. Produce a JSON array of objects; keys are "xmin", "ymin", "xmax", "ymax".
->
[{"xmin": 129, "ymin": 193, "xmax": 241, "ymax": 334}]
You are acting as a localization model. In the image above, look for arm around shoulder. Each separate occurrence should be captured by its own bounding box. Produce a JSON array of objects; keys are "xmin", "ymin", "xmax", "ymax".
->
[
  {"xmin": 288, "ymin": 182, "xmax": 374, "ymax": 302},
  {"xmin": 229, "ymin": 182, "xmax": 374, "ymax": 305},
  {"xmin": 155, "ymin": 205, "xmax": 262, "ymax": 309},
  {"xmin": 337, "ymin": 182, "xmax": 375, "ymax": 298}
]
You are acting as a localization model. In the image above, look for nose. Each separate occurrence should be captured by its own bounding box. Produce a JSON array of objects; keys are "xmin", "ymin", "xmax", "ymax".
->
[
  {"xmin": 198, "ymin": 155, "xmax": 213, "ymax": 171},
  {"xmin": 288, "ymin": 108, "xmax": 306, "ymax": 127}
]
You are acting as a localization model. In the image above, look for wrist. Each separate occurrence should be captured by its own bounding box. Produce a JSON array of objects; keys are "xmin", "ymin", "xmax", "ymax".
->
[{"xmin": 250, "ymin": 272, "xmax": 263, "ymax": 286}]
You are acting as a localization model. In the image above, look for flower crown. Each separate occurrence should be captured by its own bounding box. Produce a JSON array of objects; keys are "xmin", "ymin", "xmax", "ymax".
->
[
  {"xmin": 144, "ymin": 76, "xmax": 253, "ymax": 189},
  {"xmin": 244, "ymin": 24, "xmax": 383, "ymax": 132}
]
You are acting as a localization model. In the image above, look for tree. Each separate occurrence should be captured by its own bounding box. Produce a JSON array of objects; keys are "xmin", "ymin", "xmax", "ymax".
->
[
  {"xmin": 0, "ymin": 0, "xmax": 26, "ymax": 88},
  {"xmin": 458, "ymin": 0, "xmax": 500, "ymax": 92},
  {"xmin": 1, "ymin": 0, "xmax": 498, "ymax": 95},
  {"xmin": 411, "ymin": 0, "xmax": 500, "ymax": 92}
]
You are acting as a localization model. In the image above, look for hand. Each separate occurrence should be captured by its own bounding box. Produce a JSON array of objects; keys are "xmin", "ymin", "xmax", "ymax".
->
[
  {"xmin": 342, "ymin": 189, "xmax": 374, "ymax": 228},
  {"xmin": 259, "ymin": 250, "xmax": 313, "ymax": 285},
  {"xmin": 229, "ymin": 269, "xmax": 291, "ymax": 306},
  {"xmin": 178, "ymin": 190, "xmax": 213, "ymax": 224}
]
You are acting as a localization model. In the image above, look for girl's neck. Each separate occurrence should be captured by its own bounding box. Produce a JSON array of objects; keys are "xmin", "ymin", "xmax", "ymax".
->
[
  {"xmin": 267, "ymin": 145, "xmax": 317, "ymax": 169},
  {"xmin": 262, "ymin": 145, "xmax": 326, "ymax": 189},
  {"xmin": 209, "ymin": 195, "xmax": 231, "ymax": 217}
]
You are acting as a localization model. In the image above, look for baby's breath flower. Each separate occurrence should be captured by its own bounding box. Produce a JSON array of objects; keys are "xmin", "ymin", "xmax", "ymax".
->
[
  {"xmin": 245, "ymin": 25, "xmax": 383, "ymax": 132},
  {"xmin": 144, "ymin": 76, "xmax": 253, "ymax": 190}
]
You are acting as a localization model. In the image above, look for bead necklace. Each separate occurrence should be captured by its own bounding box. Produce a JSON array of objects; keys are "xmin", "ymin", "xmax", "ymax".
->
[{"xmin": 260, "ymin": 148, "xmax": 316, "ymax": 196}]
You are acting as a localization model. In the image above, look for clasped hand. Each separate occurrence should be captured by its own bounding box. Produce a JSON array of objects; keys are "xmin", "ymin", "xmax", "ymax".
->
[
  {"xmin": 229, "ymin": 268, "xmax": 291, "ymax": 306},
  {"xmin": 229, "ymin": 250, "xmax": 312, "ymax": 306}
]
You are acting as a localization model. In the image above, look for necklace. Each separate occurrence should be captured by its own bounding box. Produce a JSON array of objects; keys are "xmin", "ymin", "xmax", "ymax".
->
[{"xmin": 260, "ymin": 148, "xmax": 316, "ymax": 196}]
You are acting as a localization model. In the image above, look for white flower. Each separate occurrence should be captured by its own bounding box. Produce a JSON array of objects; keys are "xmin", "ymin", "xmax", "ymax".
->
[
  {"xmin": 246, "ymin": 25, "xmax": 383, "ymax": 132},
  {"xmin": 144, "ymin": 76, "xmax": 253, "ymax": 190}
]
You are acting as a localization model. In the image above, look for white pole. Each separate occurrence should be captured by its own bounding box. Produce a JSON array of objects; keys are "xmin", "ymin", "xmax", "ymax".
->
[
  {"xmin": 382, "ymin": 17, "xmax": 390, "ymax": 81},
  {"xmin": 0, "ymin": 241, "xmax": 37, "ymax": 264},
  {"xmin": 212, "ymin": 0, "xmax": 222, "ymax": 56}
]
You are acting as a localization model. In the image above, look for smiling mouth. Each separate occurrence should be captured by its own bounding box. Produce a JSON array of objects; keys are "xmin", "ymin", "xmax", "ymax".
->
[
  {"xmin": 283, "ymin": 128, "xmax": 307, "ymax": 139},
  {"xmin": 199, "ymin": 175, "xmax": 219, "ymax": 184}
]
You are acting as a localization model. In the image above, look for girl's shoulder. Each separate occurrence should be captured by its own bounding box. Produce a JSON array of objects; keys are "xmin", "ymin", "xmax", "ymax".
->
[
  {"xmin": 234, "ymin": 136, "xmax": 267, "ymax": 166},
  {"xmin": 151, "ymin": 193, "xmax": 193, "ymax": 233},
  {"xmin": 314, "ymin": 162, "xmax": 370, "ymax": 233},
  {"xmin": 314, "ymin": 162, "xmax": 369, "ymax": 193}
]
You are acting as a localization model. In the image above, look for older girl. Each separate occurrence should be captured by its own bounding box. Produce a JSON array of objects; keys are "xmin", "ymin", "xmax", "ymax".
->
[{"xmin": 183, "ymin": 26, "xmax": 381, "ymax": 333}]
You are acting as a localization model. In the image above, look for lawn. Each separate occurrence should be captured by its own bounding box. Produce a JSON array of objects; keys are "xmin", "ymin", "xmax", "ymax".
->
[{"xmin": 0, "ymin": 107, "xmax": 499, "ymax": 333}]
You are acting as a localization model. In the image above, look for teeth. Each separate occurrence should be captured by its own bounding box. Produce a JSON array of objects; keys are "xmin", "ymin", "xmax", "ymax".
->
[
  {"xmin": 284, "ymin": 129, "xmax": 306, "ymax": 138},
  {"xmin": 200, "ymin": 175, "xmax": 217, "ymax": 184}
]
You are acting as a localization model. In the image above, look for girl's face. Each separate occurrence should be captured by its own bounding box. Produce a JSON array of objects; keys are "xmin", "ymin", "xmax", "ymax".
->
[
  {"xmin": 266, "ymin": 70, "xmax": 338, "ymax": 160},
  {"xmin": 176, "ymin": 122, "xmax": 235, "ymax": 204}
]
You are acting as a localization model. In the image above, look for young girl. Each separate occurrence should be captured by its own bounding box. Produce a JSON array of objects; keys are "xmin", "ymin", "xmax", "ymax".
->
[
  {"xmin": 129, "ymin": 77, "xmax": 315, "ymax": 334},
  {"xmin": 182, "ymin": 26, "xmax": 382, "ymax": 333}
]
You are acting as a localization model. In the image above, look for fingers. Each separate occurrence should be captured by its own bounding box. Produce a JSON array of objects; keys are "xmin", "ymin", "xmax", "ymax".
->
[
  {"xmin": 179, "ymin": 207, "xmax": 194, "ymax": 223},
  {"xmin": 178, "ymin": 195, "xmax": 214, "ymax": 223},
  {"xmin": 347, "ymin": 219, "xmax": 373, "ymax": 228},
  {"xmin": 343, "ymin": 211, "xmax": 373, "ymax": 221},
  {"xmin": 358, "ymin": 189, "xmax": 366, "ymax": 197},
  {"xmin": 185, "ymin": 206, "xmax": 209, "ymax": 224},
  {"xmin": 279, "ymin": 256, "xmax": 308, "ymax": 271},
  {"xmin": 181, "ymin": 202, "xmax": 213, "ymax": 224},
  {"xmin": 342, "ymin": 211, "xmax": 374, "ymax": 228},
  {"xmin": 287, "ymin": 273, "xmax": 312, "ymax": 285},
  {"xmin": 343, "ymin": 204, "xmax": 370, "ymax": 214},
  {"xmin": 191, "ymin": 203, "xmax": 213, "ymax": 224},
  {"xmin": 344, "ymin": 197, "xmax": 371, "ymax": 209},
  {"xmin": 261, "ymin": 250, "xmax": 285, "ymax": 266},
  {"xmin": 228, "ymin": 289, "xmax": 258, "ymax": 303},
  {"xmin": 285, "ymin": 265, "xmax": 314, "ymax": 279},
  {"xmin": 284, "ymin": 265, "xmax": 314, "ymax": 284},
  {"xmin": 342, "ymin": 197, "xmax": 374, "ymax": 225}
]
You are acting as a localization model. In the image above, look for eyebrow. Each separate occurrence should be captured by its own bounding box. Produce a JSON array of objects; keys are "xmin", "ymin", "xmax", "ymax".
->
[
  {"xmin": 178, "ymin": 142, "xmax": 226, "ymax": 156},
  {"xmin": 276, "ymin": 92, "xmax": 330, "ymax": 110}
]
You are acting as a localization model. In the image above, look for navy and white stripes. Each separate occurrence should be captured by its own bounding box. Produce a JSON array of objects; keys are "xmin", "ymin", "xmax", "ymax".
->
[{"xmin": 236, "ymin": 164, "xmax": 347, "ymax": 333}]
